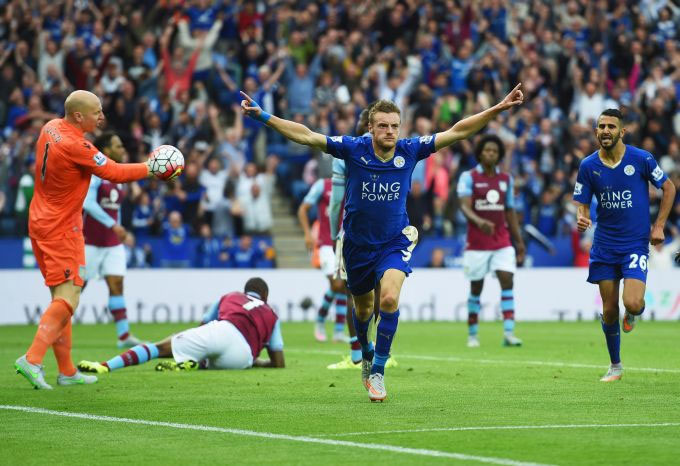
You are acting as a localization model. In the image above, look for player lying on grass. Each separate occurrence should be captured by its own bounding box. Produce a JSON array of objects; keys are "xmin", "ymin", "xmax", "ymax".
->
[{"xmin": 78, "ymin": 277, "xmax": 284, "ymax": 373}]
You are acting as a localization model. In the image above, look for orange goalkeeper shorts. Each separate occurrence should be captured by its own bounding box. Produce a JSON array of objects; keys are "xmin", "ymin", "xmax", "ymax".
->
[{"xmin": 31, "ymin": 234, "xmax": 86, "ymax": 287}]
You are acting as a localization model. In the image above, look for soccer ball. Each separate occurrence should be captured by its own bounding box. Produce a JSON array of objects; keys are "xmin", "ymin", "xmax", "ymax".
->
[{"xmin": 148, "ymin": 145, "xmax": 185, "ymax": 181}]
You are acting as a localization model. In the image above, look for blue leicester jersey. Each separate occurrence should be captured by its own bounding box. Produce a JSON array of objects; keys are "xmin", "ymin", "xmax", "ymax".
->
[
  {"xmin": 325, "ymin": 134, "xmax": 436, "ymax": 246},
  {"xmin": 573, "ymin": 145, "xmax": 667, "ymax": 251}
]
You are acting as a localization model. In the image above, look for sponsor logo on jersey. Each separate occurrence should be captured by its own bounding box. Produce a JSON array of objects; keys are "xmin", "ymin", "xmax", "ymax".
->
[
  {"xmin": 330, "ymin": 136, "xmax": 343, "ymax": 143},
  {"xmin": 394, "ymin": 156, "xmax": 405, "ymax": 168},
  {"xmin": 419, "ymin": 135, "xmax": 433, "ymax": 144},
  {"xmin": 93, "ymin": 152, "xmax": 107, "ymax": 166},
  {"xmin": 651, "ymin": 166, "xmax": 664, "ymax": 181},
  {"xmin": 361, "ymin": 180, "xmax": 401, "ymax": 201},
  {"xmin": 83, "ymin": 142, "xmax": 92, "ymax": 150},
  {"xmin": 574, "ymin": 182, "xmax": 583, "ymax": 195},
  {"xmin": 599, "ymin": 190, "xmax": 633, "ymax": 209},
  {"xmin": 624, "ymin": 164, "xmax": 635, "ymax": 176}
]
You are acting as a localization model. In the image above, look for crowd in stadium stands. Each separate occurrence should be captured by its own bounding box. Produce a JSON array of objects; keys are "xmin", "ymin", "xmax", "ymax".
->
[{"xmin": 1, "ymin": 0, "xmax": 679, "ymax": 268}]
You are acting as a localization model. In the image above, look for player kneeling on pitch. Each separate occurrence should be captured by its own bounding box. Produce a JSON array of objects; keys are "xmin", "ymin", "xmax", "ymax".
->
[{"xmin": 78, "ymin": 278, "xmax": 284, "ymax": 373}]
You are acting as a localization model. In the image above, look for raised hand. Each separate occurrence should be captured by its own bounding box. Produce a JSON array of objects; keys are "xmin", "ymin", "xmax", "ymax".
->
[
  {"xmin": 496, "ymin": 83, "xmax": 524, "ymax": 111},
  {"xmin": 240, "ymin": 91, "xmax": 262, "ymax": 118}
]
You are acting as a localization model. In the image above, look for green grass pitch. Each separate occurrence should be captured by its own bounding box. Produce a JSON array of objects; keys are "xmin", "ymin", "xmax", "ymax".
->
[{"xmin": 1, "ymin": 321, "xmax": 679, "ymax": 465}]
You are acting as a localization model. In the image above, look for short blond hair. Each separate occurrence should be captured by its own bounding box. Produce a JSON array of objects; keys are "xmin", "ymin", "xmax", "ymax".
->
[{"xmin": 368, "ymin": 100, "xmax": 401, "ymax": 125}]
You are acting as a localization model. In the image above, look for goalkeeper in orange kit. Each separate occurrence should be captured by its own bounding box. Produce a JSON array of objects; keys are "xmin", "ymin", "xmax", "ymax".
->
[{"xmin": 14, "ymin": 90, "xmax": 181, "ymax": 389}]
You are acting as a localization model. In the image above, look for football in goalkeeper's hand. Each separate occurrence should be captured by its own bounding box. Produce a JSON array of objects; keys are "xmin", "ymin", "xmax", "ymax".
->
[{"xmin": 148, "ymin": 145, "xmax": 184, "ymax": 181}]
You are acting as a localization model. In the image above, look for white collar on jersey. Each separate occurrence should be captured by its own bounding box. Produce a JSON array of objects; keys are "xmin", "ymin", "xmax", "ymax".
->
[{"xmin": 246, "ymin": 291, "xmax": 262, "ymax": 300}]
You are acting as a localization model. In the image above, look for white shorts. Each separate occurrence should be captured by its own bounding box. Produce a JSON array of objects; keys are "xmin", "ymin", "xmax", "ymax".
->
[
  {"xmin": 171, "ymin": 320, "xmax": 253, "ymax": 370},
  {"xmin": 333, "ymin": 231, "xmax": 346, "ymax": 281},
  {"xmin": 85, "ymin": 244, "xmax": 126, "ymax": 280},
  {"xmin": 463, "ymin": 246, "xmax": 516, "ymax": 281},
  {"xmin": 319, "ymin": 245, "xmax": 335, "ymax": 276}
]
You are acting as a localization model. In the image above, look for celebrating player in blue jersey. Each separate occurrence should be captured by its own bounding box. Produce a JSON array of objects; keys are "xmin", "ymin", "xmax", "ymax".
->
[
  {"xmin": 573, "ymin": 109, "xmax": 676, "ymax": 382},
  {"xmin": 241, "ymin": 85, "xmax": 524, "ymax": 401}
]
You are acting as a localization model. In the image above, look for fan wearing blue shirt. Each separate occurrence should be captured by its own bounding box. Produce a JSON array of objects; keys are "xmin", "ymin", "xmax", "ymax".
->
[
  {"xmin": 573, "ymin": 108, "xmax": 676, "ymax": 383},
  {"xmin": 240, "ymin": 85, "xmax": 524, "ymax": 401}
]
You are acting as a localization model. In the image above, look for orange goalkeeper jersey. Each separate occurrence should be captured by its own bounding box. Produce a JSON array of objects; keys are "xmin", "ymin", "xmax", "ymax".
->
[{"xmin": 29, "ymin": 118, "xmax": 148, "ymax": 241}]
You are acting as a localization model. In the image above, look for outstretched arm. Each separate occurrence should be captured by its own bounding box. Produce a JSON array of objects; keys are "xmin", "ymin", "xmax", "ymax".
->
[
  {"xmin": 240, "ymin": 91, "xmax": 327, "ymax": 150},
  {"xmin": 434, "ymin": 83, "xmax": 524, "ymax": 151}
]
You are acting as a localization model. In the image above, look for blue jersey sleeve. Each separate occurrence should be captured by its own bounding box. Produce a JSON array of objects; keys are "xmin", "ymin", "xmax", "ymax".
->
[
  {"xmin": 642, "ymin": 153, "xmax": 667, "ymax": 189},
  {"xmin": 302, "ymin": 179, "xmax": 324, "ymax": 205},
  {"xmin": 410, "ymin": 135, "xmax": 436, "ymax": 161},
  {"xmin": 83, "ymin": 176, "xmax": 116, "ymax": 228},
  {"xmin": 573, "ymin": 160, "xmax": 593, "ymax": 204},
  {"xmin": 325, "ymin": 135, "xmax": 357, "ymax": 160},
  {"xmin": 456, "ymin": 171, "xmax": 473, "ymax": 197},
  {"xmin": 266, "ymin": 319, "xmax": 284, "ymax": 351},
  {"xmin": 329, "ymin": 159, "xmax": 346, "ymax": 240},
  {"xmin": 505, "ymin": 175, "xmax": 515, "ymax": 209},
  {"xmin": 201, "ymin": 300, "xmax": 220, "ymax": 324}
]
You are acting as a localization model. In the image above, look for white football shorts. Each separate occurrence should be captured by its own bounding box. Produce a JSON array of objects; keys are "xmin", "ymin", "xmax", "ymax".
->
[
  {"xmin": 319, "ymin": 244, "xmax": 335, "ymax": 276},
  {"xmin": 171, "ymin": 320, "xmax": 254, "ymax": 369},
  {"xmin": 333, "ymin": 231, "xmax": 347, "ymax": 281},
  {"xmin": 85, "ymin": 244, "xmax": 126, "ymax": 280},
  {"xmin": 463, "ymin": 246, "xmax": 516, "ymax": 281}
]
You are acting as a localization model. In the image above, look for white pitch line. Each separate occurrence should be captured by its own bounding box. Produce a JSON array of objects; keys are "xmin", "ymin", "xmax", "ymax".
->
[
  {"xmin": 317, "ymin": 422, "xmax": 680, "ymax": 438},
  {"xmin": 0, "ymin": 405, "xmax": 553, "ymax": 466},
  {"xmin": 288, "ymin": 348, "xmax": 680, "ymax": 374}
]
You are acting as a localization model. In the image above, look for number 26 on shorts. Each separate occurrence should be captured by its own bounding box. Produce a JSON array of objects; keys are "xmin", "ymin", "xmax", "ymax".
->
[{"xmin": 628, "ymin": 253, "xmax": 647, "ymax": 271}]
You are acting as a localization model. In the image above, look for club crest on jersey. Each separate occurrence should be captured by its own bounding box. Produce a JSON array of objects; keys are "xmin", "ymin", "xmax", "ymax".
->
[
  {"xmin": 486, "ymin": 189, "xmax": 500, "ymax": 204},
  {"xmin": 499, "ymin": 181, "xmax": 507, "ymax": 192},
  {"xmin": 624, "ymin": 164, "xmax": 635, "ymax": 176},
  {"xmin": 394, "ymin": 156, "xmax": 405, "ymax": 168},
  {"xmin": 93, "ymin": 152, "xmax": 107, "ymax": 166}
]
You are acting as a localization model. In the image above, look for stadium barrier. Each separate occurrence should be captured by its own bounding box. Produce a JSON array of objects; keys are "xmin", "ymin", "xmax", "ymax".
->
[{"xmin": 1, "ymin": 269, "xmax": 679, "ymax": 325}]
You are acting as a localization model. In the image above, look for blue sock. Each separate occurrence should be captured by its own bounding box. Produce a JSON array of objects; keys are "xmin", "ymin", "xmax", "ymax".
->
[
  {"xmin": 501, "ymin": 289, "xmax": 515, "ymax": 334},
  {"xmin": 601, "ymin": 319, "xmax": 621, "ymax": 365},
  {"xmin": 468, "ymin": 294, "xmax": 480, "ymax": 336},
  {"xmin": 349, "ymin": 336, "xmax": 362, "ymax": 363},
  {"xmin": 104, "ymin": 343, "xmax": 160, "ymax": 371},
  {"xmin": 372, "ymin": 310, "xmax": 400, "ymax": 375},
  {"xmin": 317, "ymin": 289, "xmax": 334, "ymax": 323},
  {"xmin": 109, "ymin": 295, "xmax": 130, "ymax": 340},
  {"xmin": 352, "ymin": 308, "xmax": 373, "ymax": 359}
]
